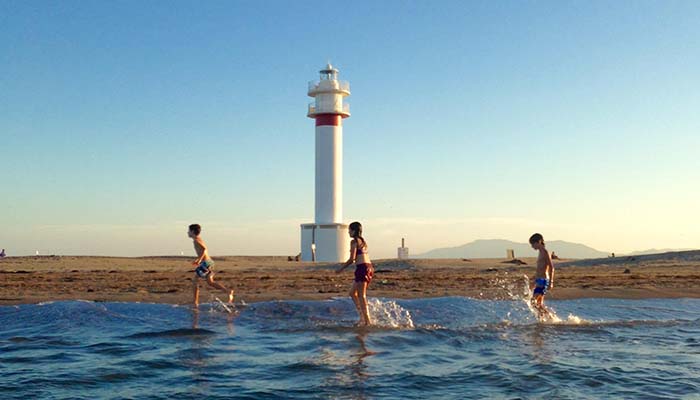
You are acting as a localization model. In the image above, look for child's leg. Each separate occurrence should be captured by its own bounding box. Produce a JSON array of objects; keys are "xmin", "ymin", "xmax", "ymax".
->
[
  {"xmin": 532, "ymin": 294, "xmax": 550, "ymax": 319},
  {"xmin": 531, "ymin": 293, "xmax": 542, "ymax": 310},
  {"xmin": 539, "ymin": 296, "xmax": 553, "ymax": 318},
  {"xmin": 349, "ymin": 283, "xmax": 362, "ymax": 322},
  {"xmin": 193, "ymin": 275, "xmax": 200, "ymax": 307},
  {"xmin": 358, "ymin": 282, "xmax": 371, "ymax": 326},
  {"xmin": 206, "ymin": 273, "xmax": 235, "ymax": 303}
]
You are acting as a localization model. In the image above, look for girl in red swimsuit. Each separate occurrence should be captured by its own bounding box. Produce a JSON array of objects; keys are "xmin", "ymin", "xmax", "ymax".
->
[{"xmin": 337, "ymin": 221, "xmax": 374, "ymax": 326}]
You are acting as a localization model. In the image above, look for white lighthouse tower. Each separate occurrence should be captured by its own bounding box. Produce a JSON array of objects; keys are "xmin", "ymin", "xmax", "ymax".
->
[{"xmin": 300, "ymin": 63, "xmax": 351, "ymax": 262}]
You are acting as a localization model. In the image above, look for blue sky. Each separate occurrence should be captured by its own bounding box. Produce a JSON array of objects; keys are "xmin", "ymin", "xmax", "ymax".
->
[{"xmin": 1, "ymin": 1, "xmax": 699, "ymax": 257}]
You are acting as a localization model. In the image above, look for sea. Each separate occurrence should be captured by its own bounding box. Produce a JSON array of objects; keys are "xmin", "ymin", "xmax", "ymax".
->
[{"xmin": 1, "ymin": 293, "xmax": 699, "ymax": 399}]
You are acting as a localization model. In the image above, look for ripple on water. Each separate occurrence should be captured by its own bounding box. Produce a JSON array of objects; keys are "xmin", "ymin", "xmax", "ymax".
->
[{"xmin": 126, "ymin": 328, "xmax": 217, "ymax": 339}]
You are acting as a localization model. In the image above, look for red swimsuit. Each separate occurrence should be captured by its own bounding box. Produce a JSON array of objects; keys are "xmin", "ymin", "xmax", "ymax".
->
[{"xmin": 354, "ymin": 242, "xmax": 374, "ymax": 284}]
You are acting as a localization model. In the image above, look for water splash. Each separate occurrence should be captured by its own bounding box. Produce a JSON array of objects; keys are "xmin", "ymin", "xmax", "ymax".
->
[
  {"xmin": 488, "ymin": 273, "xmax": 531, "ymax": 300},
  {"xmin": 490, "ymin": 273, "xmax": 587, "ymax": 325},
  {"xmin": 367, "ymin": 298, "xmax": 414, "ymax": 329},
  {"xmin": 543, "ymin": 312, "xmax": 586, "ymax": 325}
]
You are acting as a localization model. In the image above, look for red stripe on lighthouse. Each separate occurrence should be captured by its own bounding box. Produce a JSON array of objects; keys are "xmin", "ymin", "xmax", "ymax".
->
[{"xmin": 315, "ymin": 114, "xmax": 341, "ymax": 126}]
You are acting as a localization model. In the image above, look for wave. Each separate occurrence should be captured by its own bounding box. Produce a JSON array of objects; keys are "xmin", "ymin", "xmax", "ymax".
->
[{"xmin": 125, "ymin": 328, "xmax": 217, "ymax": 339}]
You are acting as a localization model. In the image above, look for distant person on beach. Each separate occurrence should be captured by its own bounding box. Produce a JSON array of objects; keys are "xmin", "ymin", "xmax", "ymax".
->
[
  {"xmin": 188, "ymin": 224, "xmax": 234, "ymax": 307},
  {"xmin": 0, "ymin": 249, "xmax": 5, "ymax": 258},
  {"xmin": 337, "ymin": 221, "xmax": 374, "ymax": 326},
  {"xmin": 529, "ymin": 233, "xmax": 554, "ymax": 320}
]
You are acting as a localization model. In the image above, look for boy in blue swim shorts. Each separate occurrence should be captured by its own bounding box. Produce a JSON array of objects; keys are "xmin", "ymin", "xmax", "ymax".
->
[
  {"xmin": 188, "ymin": 224, "xmax": 234, "ymax": 307},
  {"xmin": 529, "ymin": 233, "xmax": 554, "ymax": 320}
]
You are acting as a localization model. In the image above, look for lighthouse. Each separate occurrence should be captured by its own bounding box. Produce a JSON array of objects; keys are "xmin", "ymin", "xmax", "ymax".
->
[{"xmin": 300, "ymin": 64, "xmax": 351, "ymax": 262}]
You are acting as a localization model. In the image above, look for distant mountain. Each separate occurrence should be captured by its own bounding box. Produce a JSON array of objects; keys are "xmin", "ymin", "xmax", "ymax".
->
[
  {"xmin": 623, "ymin": 248, "xmax": 696, "ymax": 256},
  {"xmin": 415, "ymin": 239, "xmax": 609, "ymax": 259}
]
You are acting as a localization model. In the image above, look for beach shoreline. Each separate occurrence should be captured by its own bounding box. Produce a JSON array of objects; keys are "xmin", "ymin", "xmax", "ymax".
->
[{"xmin": 1, "ymin": 254, "xmax": 699, "ymax": 305}]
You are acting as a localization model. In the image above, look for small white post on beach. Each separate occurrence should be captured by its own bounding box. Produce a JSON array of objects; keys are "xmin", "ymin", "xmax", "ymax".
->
[
  {"xmin": 506, "ymin": 249, "xmax": 515, "ymax": 260},
  {"xmin": 398, "ymin": 238, "xmax": 409, "ymax": 259},
  {"xmin": 300, "ymin": 63, "xmax": 351, "ymax": 262}
]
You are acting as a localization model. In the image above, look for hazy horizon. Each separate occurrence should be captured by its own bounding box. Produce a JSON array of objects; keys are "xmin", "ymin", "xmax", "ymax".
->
[{"xmin": 2, "ymin": 228, "xmax": 696, "ymax": 259}]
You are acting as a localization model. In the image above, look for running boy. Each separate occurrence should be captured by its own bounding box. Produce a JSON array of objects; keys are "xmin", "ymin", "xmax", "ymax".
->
[
  {"xmin": 188, "ymin": 224, "xmax": 234, "ymax": 307},
  {"xmin": 337, "ymin": 222, "xmax": 374, "ymax": 326},
  {"xmin": 529, "ymin": 233, "xmax": 554, "ymax": 319}
]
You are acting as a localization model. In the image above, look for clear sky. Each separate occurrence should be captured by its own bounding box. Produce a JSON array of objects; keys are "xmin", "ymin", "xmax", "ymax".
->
[{"xmin": 1, "ymin": 1, "xmax": 699, "ymax": 258}]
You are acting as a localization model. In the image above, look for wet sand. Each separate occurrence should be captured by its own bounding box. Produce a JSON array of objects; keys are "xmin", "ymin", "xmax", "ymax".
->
[{"xmin": 1, "ymin": 251, "xmax": 699, "ymax": 305}]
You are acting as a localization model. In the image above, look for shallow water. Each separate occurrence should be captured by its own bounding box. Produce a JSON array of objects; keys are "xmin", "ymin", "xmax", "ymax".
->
[{"xmin": 1, "ymin": 297, "xmax": 699, "ymax": 399}]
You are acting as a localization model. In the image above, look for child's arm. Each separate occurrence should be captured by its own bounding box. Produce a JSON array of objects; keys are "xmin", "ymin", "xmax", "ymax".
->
[
  {"xmin": 547, "ymin": 251, "xmax": 554, "ymax": 288},
  {"xmin": 336, "ymin": 241, "xmax": 357, "ymax": 273}
]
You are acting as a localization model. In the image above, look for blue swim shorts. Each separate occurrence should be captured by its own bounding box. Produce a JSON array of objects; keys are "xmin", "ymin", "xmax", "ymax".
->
[
  {"xmin": 533, "ymin": 278, "xmax": 549, "ymax": 296},
  {"xmin": 195, "ymin": 259, "xmax": 214, "ymax": 278}
]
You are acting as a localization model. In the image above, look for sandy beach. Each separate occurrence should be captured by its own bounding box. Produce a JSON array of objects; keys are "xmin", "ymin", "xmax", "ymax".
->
[{"xmin": 1, "ymin": 251, "xmax": 699, "ymax": 305}]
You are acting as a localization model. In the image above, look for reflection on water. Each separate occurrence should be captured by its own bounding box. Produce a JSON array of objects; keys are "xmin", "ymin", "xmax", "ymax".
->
[
  {"xmin": 0, "ymin": 298, "xmax": 699, "ymax": 399},
  {"xmin": 191, "ymin": 307, "xmax": 199, "ymax": 329},
  {"xmin": 350, "ymin": 332, "xmax": 377, "ymax": 400}
]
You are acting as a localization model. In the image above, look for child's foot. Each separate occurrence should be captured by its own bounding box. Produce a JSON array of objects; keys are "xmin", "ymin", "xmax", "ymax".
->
[
  {"xmin": 355, "ymin": 319, "xmax": 370, "ymax": 327},
  {"xmin": 228, "ymin": 290, "xmax": 235, "ymax": 304}
]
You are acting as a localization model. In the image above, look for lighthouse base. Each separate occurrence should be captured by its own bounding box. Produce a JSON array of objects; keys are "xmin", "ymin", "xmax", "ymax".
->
[{"xmin": 300, "ymin": 223, "xmax": 349, "ymax": 262}]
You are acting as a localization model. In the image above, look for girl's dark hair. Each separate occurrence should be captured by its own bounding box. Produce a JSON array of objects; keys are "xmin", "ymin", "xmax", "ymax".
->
[
  {"xmin": 349, "ymin": 221, "xmax": 367, "ymax": 249},
  {"xmin": 529, "ymin": 233, "xmax": 544, "ymax": 245},
  {"xmin": 189, "ymin": 224, "xmax": 202, "ymax": 235}
]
